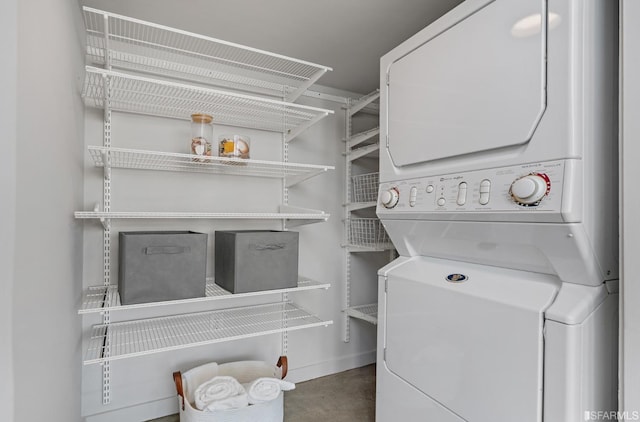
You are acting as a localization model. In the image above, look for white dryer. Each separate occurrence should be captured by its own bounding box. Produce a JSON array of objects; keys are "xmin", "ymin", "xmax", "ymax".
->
[{"xmin": 376, "ymin": 0, "xmax": 619, "ymax": 421}]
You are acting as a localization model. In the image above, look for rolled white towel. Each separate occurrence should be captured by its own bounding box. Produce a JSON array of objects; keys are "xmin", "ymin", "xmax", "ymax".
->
[
  {"xmin": 194, "ymin": 376, "xmax": 249, "ymax": 411},
  {"xmin": 182, "ymin": 362, "xmax": 219, "ymax": 405},
  {"xmin": 245, "ymin": 377, "xmax": 295, "ymax": 404}
]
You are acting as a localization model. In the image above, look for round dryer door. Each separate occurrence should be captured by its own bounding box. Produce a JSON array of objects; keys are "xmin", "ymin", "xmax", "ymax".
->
[{"xmin": 386, "ymin": 0, "xmax": 546, "ymax": 167}]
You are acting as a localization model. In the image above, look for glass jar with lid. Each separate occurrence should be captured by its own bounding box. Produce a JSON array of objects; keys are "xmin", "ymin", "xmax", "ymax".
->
[{"xmin": 190, "ymin": 113, "xmax": 213, "ymax": 161}]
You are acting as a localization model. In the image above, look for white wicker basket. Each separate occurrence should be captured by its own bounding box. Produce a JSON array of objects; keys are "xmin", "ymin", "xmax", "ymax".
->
[{"xmin": 174, "ymin": 357, "xmax": 287, "ymax": 422}]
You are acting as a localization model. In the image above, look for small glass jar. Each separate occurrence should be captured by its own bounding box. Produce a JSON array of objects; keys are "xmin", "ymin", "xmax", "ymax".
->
[
  {"xmin": 190, "ymin": 113, "xmax": 213, "ymax": 161},
  {"xmin": 218, "ymin": 134, "xmax": 250, "ymax": 159}
]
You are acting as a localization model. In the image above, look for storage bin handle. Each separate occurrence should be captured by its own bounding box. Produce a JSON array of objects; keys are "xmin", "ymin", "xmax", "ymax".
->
[
  {"xmin": 145, "ymin": 245, "xmax": 189, "ymax": 255},
  {"xmin": 277, "ymin": 355, "xmax": 288, "ymax": 379},
  {"xmin": 253, "ymin": 243, "xmax": 285, "ymax": 251},
  {"xmin": 173, "ymin": 370, "xmax": 185, "ymax": 410}
]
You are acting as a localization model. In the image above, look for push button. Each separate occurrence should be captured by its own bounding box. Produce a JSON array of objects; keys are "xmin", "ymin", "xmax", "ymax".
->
[
  {"xmin": 479, "ymin": 179, "xmax": 491, "ymax": 205},
  {"xmin": 437, "ymin": 197, "xmax": 446, "ymax": 207},
  {"xmin": 456, "ymin": 182, "xmax": 467, "ymax": 206},
  {"xmin": 409, "ymin": 186, "xmax": 418, "ymax": 207}
]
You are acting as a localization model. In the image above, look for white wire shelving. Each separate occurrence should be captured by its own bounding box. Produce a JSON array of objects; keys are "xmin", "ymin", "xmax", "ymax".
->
[
  {"xmin": 88, "ymin": 146, "xmax": 333, "ymax": 187},
  {"xmin": 82, "ymin": 67, "xmax": 332, "ymax": 142},
  {"xmin": 74, "ymin": 205, "xmax": 329, "ymax": 228},
  {"xmin": 345, "ymin": 143, "xmax": 380, "ymax": 162},
  {"xmin": 84, "ymin": 302, "xmax": 332, "ymax": 365},
  {"xmin": 79, "ymin": 276, "xmax": 330, "ymax": 314},
  {"xmin": 343, "ymin": 91, "xmax": 388, "ymax": 343},
  {"xmin": 346, "ymin": 127, "xmax": 380, "ymax": 149},
  {"xmin": 83, "ymin": 7, "xmax": 332, "ymax": 102},
  {"xmin": 79, "ymin": 6, "xmax": 336, "ymax": 401},
  {"xmin": 345, "ymin": 303, "xmax": 378, "ymax": 325}
]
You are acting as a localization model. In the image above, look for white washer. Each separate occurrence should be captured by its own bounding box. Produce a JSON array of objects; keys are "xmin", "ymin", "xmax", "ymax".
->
[{"xmin": 376, "ymin": 0, "xmax": 619, "ymax": 421}]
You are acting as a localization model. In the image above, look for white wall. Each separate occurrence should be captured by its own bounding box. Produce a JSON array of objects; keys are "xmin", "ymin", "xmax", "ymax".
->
[
  {"xmin": 12, "ymin": 0, "xmax": 85, "ymax": 421},
  {"xmin": 80, "ymin": 88, "xmax": 378, "ymax": 420},
  {"xmin": 620, "ymin": 1, "xmax": 640, "ymax": 416},
  {"xmin": 0, "ymin": 0, "xmax": 18, "ymax": 420}
]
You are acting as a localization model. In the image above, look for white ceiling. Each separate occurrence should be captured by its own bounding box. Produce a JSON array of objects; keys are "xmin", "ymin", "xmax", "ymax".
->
[{"xmin": 80, "ymin": 0, "xmax": 463, "ymax": 94}]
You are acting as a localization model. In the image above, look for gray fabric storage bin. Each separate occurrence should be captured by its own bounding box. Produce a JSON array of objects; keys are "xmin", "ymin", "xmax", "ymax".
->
[
  {"xmin": 118, "ymin": 231, "xmax": 207, "ymax": 305},
  {"xmin": 215, "ymin": 230, "xmax": 298, "ymax": 294}
]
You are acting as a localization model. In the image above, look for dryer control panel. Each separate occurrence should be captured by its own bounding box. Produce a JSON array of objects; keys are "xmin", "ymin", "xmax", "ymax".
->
[{"xmin": 377, "ymin": 160, "xmax": 571, "ymax": 223}]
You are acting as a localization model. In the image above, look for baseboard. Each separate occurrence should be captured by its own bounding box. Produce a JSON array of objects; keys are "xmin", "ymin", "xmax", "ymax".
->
[
  {"xmin": 83, "ymin": 350, "xmax": 376, "ymax": 421},
  {"xmin": 83, "ymin": 397, "xmax": 178, "ymax": 422},
  {"xmin": 285, "ymin": 349, "xmax": 377, "ymax": 383}
]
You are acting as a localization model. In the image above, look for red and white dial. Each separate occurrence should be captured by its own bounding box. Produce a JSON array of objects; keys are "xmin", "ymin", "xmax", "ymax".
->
[
  {"xmin": 381, "ymin": 187, "xmax": 400, "ymax": 208},
  {"xmin": 509, "ymin": 173, "xmax": 551, "ymax": 206}
]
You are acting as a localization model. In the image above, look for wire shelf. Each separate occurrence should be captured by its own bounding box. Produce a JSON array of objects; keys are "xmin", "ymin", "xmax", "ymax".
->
[
  {"xmin": 346, "ymin": 143, "xmax": 379, "ymax": 161},
  {"xmin": 83, "ymin": 7, "xmax": 331, "ymax": 101},
  {"xmin": 348, "ymin": 90, "xmax": 380, "ymax": 116},
  {"xmin": 347, "ymin": 127, "xmax": 380, "ymax": 149},
  {"xmin": 84, "ymin": 302, "xmax": 332, "ymax": 364},
  {"xmin": 74, "ymin": 209, "xmax": 329, "ymax": 223},
  {"xmin": 345, "ymin": 304, "xmax": 378, "ymax": 325},
  {"xmin": 82, "ymin": 67, "xmax": 332, "ymax": 141},
  {"xmin": 351, "ymin": 172, "xmax": 379, "ymax": 203},
  {"xmin": 88, "ymin": 146, "xmax": 333, "ymax": 186},
  {"xmin": 79, "ymin": 276, "xmax": 330, "ymax": 314},
  {"xmin": 347, "ymin": 218, "xmax": 393, "ymax": 250}
]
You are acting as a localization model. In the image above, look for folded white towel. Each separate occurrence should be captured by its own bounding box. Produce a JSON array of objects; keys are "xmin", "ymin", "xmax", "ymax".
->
[
  {"xmin": 194, "ymin": 376, "xmax": 249, "ymax": 411},
  {"xmin": 245, "ymin": 377, "xmax": 295, "ymax": 404}
]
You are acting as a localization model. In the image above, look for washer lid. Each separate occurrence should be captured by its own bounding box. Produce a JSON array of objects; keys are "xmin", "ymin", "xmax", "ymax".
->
[
  {"xmin": 386, "ymin": 0, "xmax": 547, "ymax": 167},
  {"xmin": 383, "ymin": 257, "xmax": 559, "ymax": 422}
]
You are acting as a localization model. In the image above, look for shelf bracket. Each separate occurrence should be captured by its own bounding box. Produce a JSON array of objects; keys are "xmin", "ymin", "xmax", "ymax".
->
[
  {"xmin": 285, "ymin": 112, "xmax": 329, "ymax": 143},
  {"xmin": 347, "ymin": 127, "xmax": 380, "ymax": 149},
  {"xmin": 101, "ymin": 150, "xmax": 111, "ymax": 180},
  {"xmin": 93, "ymin": 203, "xmax": 109, "ymax": 230},
  {"xmin": 348, "ymin": 90, "xmax": 380, "ymax": 117},
  {"xmin": 285, "ymin": 167, "xmax": 328, "ymax": 188},
  {"xmin": 285, "ymin": 68, "xmax": 330, "ymax": 103}
]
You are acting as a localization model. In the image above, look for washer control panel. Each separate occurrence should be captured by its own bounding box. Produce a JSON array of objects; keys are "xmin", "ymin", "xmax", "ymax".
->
[{"xmin": 378, "ymin": 160, "xmax": 566, "ymax": 218}]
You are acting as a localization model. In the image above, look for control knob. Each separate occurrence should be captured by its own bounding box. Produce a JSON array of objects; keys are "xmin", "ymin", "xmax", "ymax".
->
[
  {"xmin": 381, "ymin": 188, "xmax": 400, "ymax": 208},
  {"xmin": 509, "ymin": 173, "xmax": 550, "ymax": 206}
]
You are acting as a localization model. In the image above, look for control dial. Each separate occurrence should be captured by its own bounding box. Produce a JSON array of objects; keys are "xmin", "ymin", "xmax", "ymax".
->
[
  {"xmin": 509, "ymin": 173, "xmax": 551, "ymax": 206},
  {"xmin": 381, "ymin": 187, "xmax": 400, "ymax": 208}
]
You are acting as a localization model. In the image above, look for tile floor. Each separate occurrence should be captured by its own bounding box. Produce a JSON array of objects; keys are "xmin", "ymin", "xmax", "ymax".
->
[{"xmin": 148, "ymin": 364, "xmax": 376, "ymax": 422}]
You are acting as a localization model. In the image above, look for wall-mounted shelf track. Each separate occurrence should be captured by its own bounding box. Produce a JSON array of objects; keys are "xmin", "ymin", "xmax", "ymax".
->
[
  {"xmin": 84, "ymin": 302, "xmax": 332, "ymax": 365},
  {"xmin": 87, "ymin": 146, "xmax": 333, "ymax": 187},
  {"xmin": 79, "ymin": 276, "xmax": 330, "ymax": 314},
  {"xmin": 83, "ymin": 7, "xmax": 332, "ymax": 102},
  {"xmin": 83, "ymin": 67, "xmax": 332, "ymax": 142}
]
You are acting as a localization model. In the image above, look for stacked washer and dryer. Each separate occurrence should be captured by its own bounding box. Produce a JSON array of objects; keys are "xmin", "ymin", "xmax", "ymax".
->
[{"xmin": 375, "ymin": 0, "xmax": 619, "ymax": 421}]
